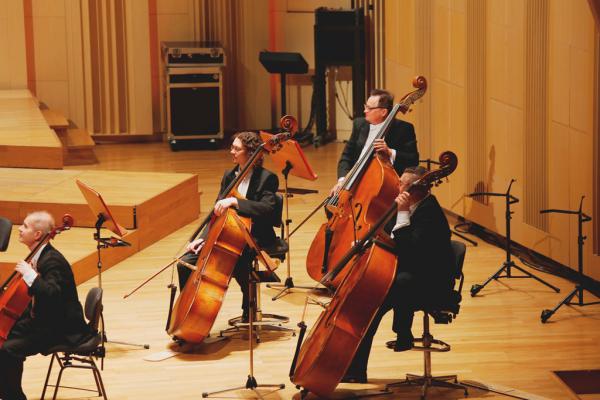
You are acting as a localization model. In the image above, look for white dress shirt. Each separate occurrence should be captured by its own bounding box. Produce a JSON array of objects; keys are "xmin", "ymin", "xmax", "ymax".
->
[{"xmin": 22, "ymin": 243, "xmax": 46, "ymax": 286}]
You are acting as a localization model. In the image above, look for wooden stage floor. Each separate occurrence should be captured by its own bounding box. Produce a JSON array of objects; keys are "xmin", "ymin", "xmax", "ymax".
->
[
  {"xmin": 4, "ymin": 142, "xmax": 600, "ymax": 400},
  {"xmin": 0, "ymin": 167, "xmax": 200, "ymax": 284}
]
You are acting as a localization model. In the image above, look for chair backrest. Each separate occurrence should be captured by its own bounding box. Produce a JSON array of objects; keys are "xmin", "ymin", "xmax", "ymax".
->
[
  {"xmin": 450, "ymin": 240, "xmax": 467, "ymax": 296},
  {"xmin": 0, "ymin": 217, "xmax": 12, "ymax": 252},
  {"xmin": 450, "ymin": 240, "xmax": 466, "ymax": 278},
  {"xmin": 84, "ymin": 287, "xmax": 103, "ymax": 331}
]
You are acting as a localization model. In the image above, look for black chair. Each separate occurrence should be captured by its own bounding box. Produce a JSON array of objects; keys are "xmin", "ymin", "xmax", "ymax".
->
[
  {"xmin": 385, "ymin": 240, "xmax": 468, "ymax": 399},
  {"xmin": 41, "ymin": 287, "xmax": 107, "ymax": 400},
  {"xmin": 0, "ymin": 216, "xmax": 12, "ymax": 252},
  {"xmin": 223, "ymin": 194, "xmax": 293, "ymax": 341}
]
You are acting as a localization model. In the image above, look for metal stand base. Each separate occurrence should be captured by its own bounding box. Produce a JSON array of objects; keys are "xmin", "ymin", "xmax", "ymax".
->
[
  {"xmin": 202, "ymin": 375, "xmax": 284, "ymax": 399},
  {"xmin": 204, "ymin": 265, "xmax": 285, "ymax": 399},
  {"xmin": 471, "ymin": 260, "xmax": 560, "ymax": 296},
  {"xmin": 385, "ymin": 374, "xmax": 468, "ymax": 400},
  {"xmin": 541, "ymin": 285, "xmax": 600, "ymax": 322},
  {"xmin": 267, "ymin": 277, "xmax": 328, "ymax": 301},
  {"xmin": 220, "ymin": 312, "xmax": 294, "ymax": 343}
]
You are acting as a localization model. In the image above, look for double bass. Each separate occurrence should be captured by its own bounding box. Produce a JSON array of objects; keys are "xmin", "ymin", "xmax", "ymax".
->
[
  {"xmin": 0, "ymin": 214, "xmax": 74, "ymax": 347},
  {"xmin": 306, "ymin": 76, "xmax": 427, "ymax": 288},
  {"xmin": 167, "ymin": 117, "xmax": 297, "ymax": 344},
  {"xmin": 291, "ymin": 152, "xmax": 458, "ymax": 398}
]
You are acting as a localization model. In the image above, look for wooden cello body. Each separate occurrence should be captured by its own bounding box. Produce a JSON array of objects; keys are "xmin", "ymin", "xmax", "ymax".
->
[
  {"xmin": 167, "ymin": 209, "xmax": 250, "ymax": 343},
  {"xmin": 292, "ymin": 236, "xmax": 397, "ymax": 397},
  {"xmin": 0, "ymin": 214, "xmax": 73, "ymax": 347},
  {"xmin": 167, "ymin": 116, "xmax": 297, "ymax": 344},
  {"xmin": 306, "ymin": 152, "xmax": 399, "ymax": 287},
  {"xmin": 306, "ymin": 76, "xmax": 427, "ymax": 287}
]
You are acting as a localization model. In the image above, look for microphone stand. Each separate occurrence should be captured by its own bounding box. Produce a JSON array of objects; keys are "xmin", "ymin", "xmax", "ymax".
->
[
  {"xmin": 469, "ymin": 180, "xmax": 560, "ymax": 297},
  {"xmin": 94, "ymin": 214, "xmax": 149, "ymax": 368},
  {"xmin": 540, "ymin": 196, "xmax": 598, "ymax": 323},
  {"xmin": 419, "ymin": 158, "xmax": 477, "ymax": 246}
]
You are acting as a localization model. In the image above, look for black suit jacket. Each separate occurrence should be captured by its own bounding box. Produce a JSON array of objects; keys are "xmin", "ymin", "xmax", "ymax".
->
[
  {"xmin": 392, "ymin": 195, "xmax": 455, "ymax": 297},
  {"xmin": 337, "ymin": 117, "xmax": 419, "ymax": 178},
  {"xmin": 218, "ymin": 166, "xmax": 279, "ymax": 247},
  {"xmin": 8, "ymin": 243, "xmax": 89, "ymax": 350},
  {"xmin": 28, "ymin": 244, "xmax": 88, "ymax": 336}
]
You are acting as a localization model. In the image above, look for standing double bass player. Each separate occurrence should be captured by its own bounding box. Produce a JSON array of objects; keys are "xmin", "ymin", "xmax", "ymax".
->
[{"xmin": 330, "ymin": 88, "xmax": 419, "ymax": 196}]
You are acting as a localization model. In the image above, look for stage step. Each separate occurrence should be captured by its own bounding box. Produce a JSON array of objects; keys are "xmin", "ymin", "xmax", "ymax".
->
[{"xmin": 42, "ymin": 109, "xmax": 98, "ymax": 165}]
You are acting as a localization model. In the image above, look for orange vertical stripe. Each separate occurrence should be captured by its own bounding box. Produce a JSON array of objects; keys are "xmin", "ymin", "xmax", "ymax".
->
[
  {"xmin": 148, "ymin": 0, "xmax": 160, "ymax": 133},
  {"xmin": 23, "ymin": 0, "xmax": 36, "ymax": 94}
]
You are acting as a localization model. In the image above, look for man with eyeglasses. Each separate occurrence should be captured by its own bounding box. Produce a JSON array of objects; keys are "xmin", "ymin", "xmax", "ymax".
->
[{"xmin": 331, "ymin": 88, "xmax": 419, "ymax": 195}]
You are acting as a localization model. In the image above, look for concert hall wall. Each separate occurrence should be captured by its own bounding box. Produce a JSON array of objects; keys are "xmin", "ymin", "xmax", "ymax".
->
[
  {"xmin": 1, "ymin": 0, "xmax": 598, "ymax": 281},
  {"xmin": 383, "ymin": 0, "xmax": 600, "ymax": 281}
]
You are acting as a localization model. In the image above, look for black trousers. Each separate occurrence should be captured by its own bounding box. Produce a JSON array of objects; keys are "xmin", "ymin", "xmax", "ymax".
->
[
  {"xmin": 0, "ymin": 315, "xmax": 53, "ymax": 400},
  {"xmin": 345, "ymin": 271, "xmax": 419, "ymax": 376},
  {"xmin": 177, "ymin": 247, "xmax": 253, "ymax": 311}
]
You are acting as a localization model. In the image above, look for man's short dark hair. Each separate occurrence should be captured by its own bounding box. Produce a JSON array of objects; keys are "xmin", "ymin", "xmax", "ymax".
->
[{"xmin": 370, "ymin": 89, "xmax": 394, "ymax": 111}]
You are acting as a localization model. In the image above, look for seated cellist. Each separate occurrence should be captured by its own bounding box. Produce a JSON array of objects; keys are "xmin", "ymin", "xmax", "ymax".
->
[
  {"xmin": 342, "ymin": 166, "xmax": 455, "ymax": 383},
  {"xmin": 177, "ymin": 131, "xmax": 279, "ymax": 323},
  {"xmin": 0, "ymin": 211, "xmax": 90, "ymax": 400}
]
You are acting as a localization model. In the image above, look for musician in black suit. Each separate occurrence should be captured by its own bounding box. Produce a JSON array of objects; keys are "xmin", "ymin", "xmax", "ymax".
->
[
  {"xmin": 332, "ymin": 88, "xmax": 419, "ymax": 194},
  {"xmin": 177, "ymin": 131, "xmax": 279, "ymax": 321},
  {"xmin": 342, "ymin": 166, "xmax": 455, "ymax": 383},
  {"xmin": 0, "ymin": 211, "xmax": 89, "ymax": 400}
]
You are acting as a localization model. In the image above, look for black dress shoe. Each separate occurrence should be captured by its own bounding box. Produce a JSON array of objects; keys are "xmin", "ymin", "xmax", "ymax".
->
[
  {"xmin": 386, "ymin": 335, "xmax": 414, "ymax": 352},
  {"xmin": 340, "ymin": 373, "xmax": 368, "ymax": 384}
]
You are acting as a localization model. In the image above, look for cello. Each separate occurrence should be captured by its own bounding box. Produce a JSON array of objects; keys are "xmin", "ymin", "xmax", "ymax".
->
[
  {"xmin": 291, "ymin": 152, "xmax": 458, "ymax": 398},
  {"xmin": 166, "ymin": 117, "xmax": 297, "ymax": 344},
  {"xmin": 0, "ymin": 214, "xmax": 74, "ymax": 347},
  {"xmin": 306, "ymin": 76, "xmax": 427, "ymax": 288}
]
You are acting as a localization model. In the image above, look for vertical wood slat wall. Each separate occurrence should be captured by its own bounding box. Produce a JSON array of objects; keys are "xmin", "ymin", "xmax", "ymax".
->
[
  {"xmin": 357, "ymin": 0, "xmax": 385, "ymax": 92},
  {"xmin": 592, "ymin": 32, "xmax": 600, "ymax": 255},
  {"xmin": 524, "ymin": 0, "xmax": 549, "ymax": 231},
  {"xmin": 466, "ymin": 0, "xmax": 487, "ymax": 202},
  {"xmin": 415, "ymin": 0, "xmax": 432, "ymax": 158},
  {"xmin": 87, "ymin": 0, "xmax": 129, "ymax": 134}
]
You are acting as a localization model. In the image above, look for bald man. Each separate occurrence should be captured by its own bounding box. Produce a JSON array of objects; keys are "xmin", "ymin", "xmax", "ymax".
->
[{"xmin": 0, "ymin": 211, "xmax": 89, "ymax": 400}]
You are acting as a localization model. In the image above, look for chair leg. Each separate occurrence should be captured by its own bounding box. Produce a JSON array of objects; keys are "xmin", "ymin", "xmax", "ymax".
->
[
  {"xmin": 90, "ymin": 356, "xmax": 108, "ymax": 400},
  {"xmin": 52, "ymin": 362, "xmax": 67, "ymax": 400},
  {"xmin": 41, "ymin": 353, "xmax": 58, "ymax": 400},
  {"xmin": 385, "ymin": 313, "xmax": 468, "ymax": 399}
]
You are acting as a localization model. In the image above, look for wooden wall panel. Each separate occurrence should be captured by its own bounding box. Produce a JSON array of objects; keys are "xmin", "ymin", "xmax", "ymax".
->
[
  {"xmin": 466, "ymin": 0, "xmax": 487, "ymax": 201},
  {"xmin": 383, "ymin": 0, "xmax": 599, "ymax": 280},
  {"xmin": 0, "ymin": 0, "xmax": 27, "ymax": 90},
  {"xmin": 415, "ymin": 0, "xmax": 432, "ymax": 158},
  {"xmin": 524, "ymin": 0, "xmax": 549, "ymax": 231},
  {"xmin": 595, "ymin": 33, "xmax": 599, "ymax": 255}
]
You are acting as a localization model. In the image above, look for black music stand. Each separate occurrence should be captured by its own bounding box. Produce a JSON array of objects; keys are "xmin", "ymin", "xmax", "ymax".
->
[
  {"xmin": 419, "ymin": 159, "xmax": 478, "ymax": 246},
  {"xmin": 259, "ymin": 132, "xmax": 319, "ymax": 300},
  {"xmin": 76, "ymin": 180, "xmax": 150, "ymax": 357},
  {"xmin": 540, "ymin": 196, "xmax": 599, "ymax": 323},
  {"xmin": 0, "ymin": 217, "xmax": 11, "ymax": 252},
  {"xmin": 469, "ymin": 179, "xmax": 560, "ymax": 297},
  {"xmin": 259, "ymin": 51, "xmax": 308, "ymax": 117}
]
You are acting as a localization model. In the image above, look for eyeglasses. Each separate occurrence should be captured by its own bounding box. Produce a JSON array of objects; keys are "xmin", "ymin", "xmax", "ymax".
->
[
  {"xmin": 230, "ymin": 145, "xmax": 245, "ymax": 153},
  {"xmin": 364, "ymin": 103, "xmax": 385, "ymax": 111}
]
